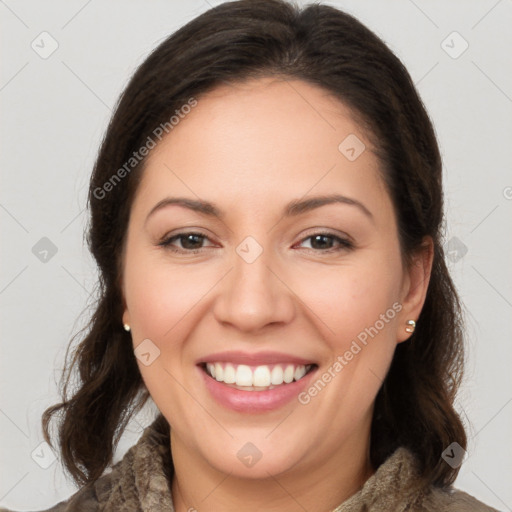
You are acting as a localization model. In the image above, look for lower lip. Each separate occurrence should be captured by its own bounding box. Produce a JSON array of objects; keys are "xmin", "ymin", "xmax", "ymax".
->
[{"xmin": 198, "ymin": 365, "xmax": 318, "ymax": 413}]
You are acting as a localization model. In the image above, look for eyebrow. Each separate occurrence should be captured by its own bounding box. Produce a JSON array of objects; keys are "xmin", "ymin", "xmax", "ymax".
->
[{"xmin": 145, "ymin": 194, "xmax": 373, "ymax": 224}]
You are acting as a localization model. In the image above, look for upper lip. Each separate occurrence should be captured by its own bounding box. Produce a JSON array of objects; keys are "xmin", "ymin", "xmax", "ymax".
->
[{"xmin": 198, "ymin": 351, "xmax": 316, "ymax": 366}]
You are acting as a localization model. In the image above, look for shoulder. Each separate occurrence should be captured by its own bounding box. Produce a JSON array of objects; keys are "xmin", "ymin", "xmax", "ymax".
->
[
  {"xmin": 348, "ymin": 446, "xmax": 501, "ymax": 512},
  {"xmin": 422, "ymin": 486, "xmax": 501, "ymax": 512},
  {"xmin": 0, "ymin": 416, "xmax": 171, "ymax": 512},
  {"xmin": 0, "ymin": 470, "xmax": 115, "ymax": 512}
]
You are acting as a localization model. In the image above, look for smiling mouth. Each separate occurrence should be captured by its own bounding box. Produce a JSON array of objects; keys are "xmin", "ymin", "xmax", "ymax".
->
[{"xmin": 199, "ymin": 362, "xmax": 318, "ymax": 391}]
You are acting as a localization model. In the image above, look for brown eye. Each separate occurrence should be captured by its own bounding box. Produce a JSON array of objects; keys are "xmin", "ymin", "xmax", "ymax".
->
[
  {"xmin": 159, "ymin": 232, "xmax": 212, "ymax": 253},
  {"xmin": 297, "ymin": 233, "xmax": 353, "ymax": 253}
]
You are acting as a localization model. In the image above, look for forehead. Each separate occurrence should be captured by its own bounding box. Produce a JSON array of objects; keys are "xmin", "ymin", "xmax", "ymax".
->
[
  {"xmin": 133, "ymin": 76, "xmax": 389, "ymax": 220},
  {"xmin": 179, "ymin": 76, "xmax": 365, "ymax": 155}
]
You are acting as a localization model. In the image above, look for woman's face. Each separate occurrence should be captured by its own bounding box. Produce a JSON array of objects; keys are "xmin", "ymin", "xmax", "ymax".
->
[{"xmin": 122, "ymin": 77, "xmax": 431, "ymax": 480}]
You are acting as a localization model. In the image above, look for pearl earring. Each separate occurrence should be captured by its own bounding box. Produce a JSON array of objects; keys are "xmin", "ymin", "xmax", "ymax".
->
[
  {"xmin": 405, "ymin": 320, "xmax": 416, "ymax": 333},
  {"xmin": 123, "ymin": 323, "xmax": 131, "ymax": 332}
]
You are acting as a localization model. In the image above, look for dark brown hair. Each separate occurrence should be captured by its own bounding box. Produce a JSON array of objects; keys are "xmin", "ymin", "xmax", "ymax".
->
[{"xmin": 43, "ymin": 0, "xmax": 467, "ymax": 490}]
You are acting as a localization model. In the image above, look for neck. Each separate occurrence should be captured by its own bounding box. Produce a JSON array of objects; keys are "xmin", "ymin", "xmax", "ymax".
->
[{"xmin": 170, "ymin": 427, "xmax": 374, "ymax": 512}]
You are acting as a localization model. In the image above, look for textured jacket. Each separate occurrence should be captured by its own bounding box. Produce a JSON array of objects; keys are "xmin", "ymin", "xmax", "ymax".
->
[{"xmin": 0, "ymin": 417, "xmax": 500, "ymax": 512}]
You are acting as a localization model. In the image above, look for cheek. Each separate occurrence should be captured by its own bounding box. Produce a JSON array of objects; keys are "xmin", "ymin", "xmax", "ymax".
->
[
  {"xmin": 123, "ymin": 251, "xmax": 207, "ymax": 415},
  {"xmin": 124, "ymin": 248, "xmax": 209, "ymax": 340},
  {"xmin": 291, "ymin": 256, "xmax": 402, "ymax": 439},
  {"xmin": 299, "ymin": 257, "xmax": 402, "ymax": 348}
]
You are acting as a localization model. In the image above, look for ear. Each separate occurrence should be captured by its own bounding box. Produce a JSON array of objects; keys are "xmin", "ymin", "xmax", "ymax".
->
[{"xmin": 396, "ymin": 236, "xmax": 434, "ymax": 343}]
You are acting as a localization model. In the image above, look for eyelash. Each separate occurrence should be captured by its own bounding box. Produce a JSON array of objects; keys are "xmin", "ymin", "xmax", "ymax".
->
[{"xmin": 158, "ymin": 231, "xmax": 354, "ymax": 255}]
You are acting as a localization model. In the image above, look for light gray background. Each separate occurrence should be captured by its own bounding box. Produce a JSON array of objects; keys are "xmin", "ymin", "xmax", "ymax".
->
[{"xmin": 1, "ymin": 0, "xmax": 511, "ymax": 510}]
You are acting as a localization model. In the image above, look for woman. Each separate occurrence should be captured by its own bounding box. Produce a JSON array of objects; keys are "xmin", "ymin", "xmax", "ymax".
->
[{"xmin": 0, "ymin": 0, "xmax": 499, "ymax": 510}]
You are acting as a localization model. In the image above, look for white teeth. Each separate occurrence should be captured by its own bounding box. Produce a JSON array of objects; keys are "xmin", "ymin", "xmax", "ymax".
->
[
  {"xmin": 223, "ymin": 363, "xmax": 236, "ymax": 384},
  {"xmin": 253, "ymin": 366, "xmax": 271, "ymax": 387},
  {"xmin": 283, "ymin": 365, "xmax": 295, "ymax": 383},
  {"xmin": 270, "ymin": 366, "xmax": 284, "ymax": 385},
  {"xmin": 214, "ymin": 363, "xmax": 223, "ymax": 381},
  {"xmin": 204, "ymin": 362, "xmax": 311, "ymax": 388},
  {"xmin": 294, "ymin": 365, "xmax": 306, "ymax": 381},
  {"xmin": 235, "ymin": 365, "xmax": 253, "ymax": 386}
]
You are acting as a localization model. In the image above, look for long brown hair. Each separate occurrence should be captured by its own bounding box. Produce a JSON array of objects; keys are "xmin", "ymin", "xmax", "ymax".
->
[{"xmin": 43, "ymin": 0, "xmax": 467, "ymax": 490}]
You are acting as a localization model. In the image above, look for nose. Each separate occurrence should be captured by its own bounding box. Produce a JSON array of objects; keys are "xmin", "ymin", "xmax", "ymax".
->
[{"xmin": 212, "ymin": 243, "xmax": 296, "ymax": 333}]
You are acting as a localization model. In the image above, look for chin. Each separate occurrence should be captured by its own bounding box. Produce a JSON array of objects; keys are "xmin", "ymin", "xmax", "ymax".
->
[{"xmin": 214, "ymin": 448, "xmax": 303, "ymax": 480}]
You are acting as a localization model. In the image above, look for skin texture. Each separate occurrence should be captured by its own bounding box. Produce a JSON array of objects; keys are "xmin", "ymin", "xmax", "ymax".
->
[{"xmin": 121, "ymin": 77, "xmax": 433, "ymax": 512}]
